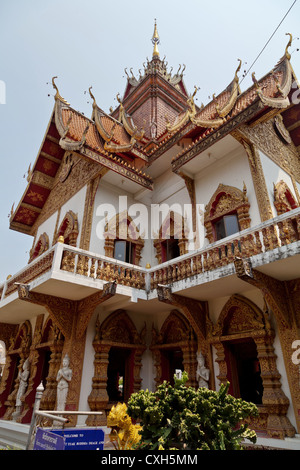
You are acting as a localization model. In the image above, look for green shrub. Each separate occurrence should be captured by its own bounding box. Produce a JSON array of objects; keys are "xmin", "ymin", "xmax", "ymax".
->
[{"xmin": 127, "ymin": 371, "xmax": 258, "ymax": 450}]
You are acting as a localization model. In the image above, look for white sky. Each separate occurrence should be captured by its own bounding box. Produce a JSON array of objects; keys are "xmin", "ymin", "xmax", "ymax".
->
[{"xmin": 0, "ymin": 0, "xmax": 299, "ymax": 282}]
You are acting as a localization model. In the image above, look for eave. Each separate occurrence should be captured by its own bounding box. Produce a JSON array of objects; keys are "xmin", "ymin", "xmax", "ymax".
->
[
  {"xmin": 169, "ymin": 54, "xmax": 298, "ymax": 173},
  {"xmin": 9, "ymin": 110, "xmax": 65, "ymax": 235}
]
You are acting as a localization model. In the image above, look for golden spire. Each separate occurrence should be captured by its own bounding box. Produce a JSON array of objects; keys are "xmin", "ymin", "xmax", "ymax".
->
[{"xmin": 152, "ymin": 19, "xmax": 160, "ymax": 58}]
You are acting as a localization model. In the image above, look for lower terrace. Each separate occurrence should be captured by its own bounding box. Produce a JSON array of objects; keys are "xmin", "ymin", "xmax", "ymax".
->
[{"xmin": 0, "ymin": 207, "xmax": 299, "ymax": 322}]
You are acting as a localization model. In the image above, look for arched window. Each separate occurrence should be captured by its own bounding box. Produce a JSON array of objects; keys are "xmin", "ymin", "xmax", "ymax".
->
[
  {"xmin": 28, "ymin": 233, "xmax": 49, "ymax": 263},
  {"xmin": 204, "ymin": 183, "xmax": 251, "ymax": 243},
  {"xmin": 54, "ymin": 210, "xmax": 79, "ymax": 246},
  {"xmin": 273, "ymin": 180, "xmax": 298, "ymax": 215},
  {"xmin": 114, "ymin": 239, "xmax": 135, "ymax": 264},
  {"xmin": 154, "ymin": 211, "xmax": 188, "ymax": 264},
  {"xmin": 103, "ymin": 212, "xmax": 144, "ymax": 266},
  {"xmin": 214, "ymin": 214, "xmax": 240, "ymax": 241}
]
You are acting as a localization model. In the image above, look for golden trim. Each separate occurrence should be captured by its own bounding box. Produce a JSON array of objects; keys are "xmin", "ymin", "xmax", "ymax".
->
[
  {"xmin": 231, "ymin": 130, "xmax": 274, "ymax": 222},
  {"xmin": 216, "ymin": 59, "xmax": 241, "ymax": 118},
  {"xmin": 79, "ymin": 174, "xmax": 103, "ymax": 250}
]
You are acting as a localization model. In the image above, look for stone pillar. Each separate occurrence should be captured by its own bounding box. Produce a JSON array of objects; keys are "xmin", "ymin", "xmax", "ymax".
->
[
  {"xmin": 152, "ymin": 349, "xmax": 163, "ymax": 389},
  {"xmin": 213, "ymin": 342, "xmax": 228, "ymax": 387},
  {"xmin": 86, "ymin": 344, "xmax": 110, "ymax": 426},
  {"xmin": 132, "ymin": 348, "xmax": 145, "ymax": 394},
  {"xmin": 181, "ymin": 342, "xmax": 198, "ymax": 388},
  {"xmin": 40, "ymin": 343, "xmax": 64, "ymax": 412},
  {"xmin": 254, "ymin": 334, "xmax": 295, "ymax": 438}
]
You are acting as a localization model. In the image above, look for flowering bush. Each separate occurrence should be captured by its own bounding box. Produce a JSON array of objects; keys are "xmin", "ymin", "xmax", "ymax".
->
[{"xmin": 126, "ymin": 372, "xmax": 258, "ymax": 450}]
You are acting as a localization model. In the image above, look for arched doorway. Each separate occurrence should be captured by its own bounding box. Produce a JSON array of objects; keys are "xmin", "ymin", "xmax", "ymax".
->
[
  {"xmin": 0, "ymin": 321, "xmax": 32, "ymax": 421},
  {"xmin": 224, "ymin": 337, "xmax": 263, "ymax": 405},
  {"xmin": 37, "ymin": 319, "xmax": 65, "ymax": 413},
  {"xmin": 160, "ymin": 348, "xmax": 184, "ymax": 386},
  {"xmin": 107, "ymin": 347, "xmax": 132, "ymax": 402},
  {"xmin": 210, "ymin": 294, "xmax": 295, "ymax": 438},
  {"xmin": 151, "ymin": 310, "xmax": 198, "ymax": 389},
  {"xmin": 87, "ymin": 310, "xmax": 146, "ymax": 426}
]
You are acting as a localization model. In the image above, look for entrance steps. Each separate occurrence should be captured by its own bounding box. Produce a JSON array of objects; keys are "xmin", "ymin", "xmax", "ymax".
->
[
  {"xmin": 245, "ymin": 434, "xmax": 300, "ymax": 450},
  {"xmin": 0, "ymin": 419, "xmax": 300, "ymax": 450},
  {"xmin": 0, "ymin": 420, "xmax": 29, "ymax": 449}
]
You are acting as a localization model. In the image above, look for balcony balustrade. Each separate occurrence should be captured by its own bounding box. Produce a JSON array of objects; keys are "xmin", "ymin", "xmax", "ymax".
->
[{"xmin": 0, "ymin": 207, "xmax": 299, "ymax": 301}]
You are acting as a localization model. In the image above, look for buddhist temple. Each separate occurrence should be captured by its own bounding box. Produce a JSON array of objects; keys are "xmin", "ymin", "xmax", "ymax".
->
[{"xmin": 0, "ymin": 23, "xmax": 300, "ymax": 449}]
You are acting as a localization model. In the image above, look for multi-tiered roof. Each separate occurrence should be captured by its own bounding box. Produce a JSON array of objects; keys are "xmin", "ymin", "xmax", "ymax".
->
[{"xmin": 9, "ymin": 26, "xmax": 300, "ymax": 235}]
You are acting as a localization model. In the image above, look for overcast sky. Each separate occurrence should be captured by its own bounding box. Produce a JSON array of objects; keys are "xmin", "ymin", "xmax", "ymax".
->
[{"xmin": 0, "ymin": 0, "xmax": 299, "ymax": 283}]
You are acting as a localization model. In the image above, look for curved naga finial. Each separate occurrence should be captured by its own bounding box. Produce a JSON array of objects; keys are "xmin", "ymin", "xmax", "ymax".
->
[
  {"xmin": 252, "ymin": 72, "xmax": 259, "ymax": 88},
  {"xmin": 89, "ymin": 86, "xmax": 96, "ymax": 106},
  {"xmin": 52, "ymin": 76, "xmax": 69, "ymax": 105},
  {"xmin": 285, "ymin": 33, "xmax": 293, "ymax": 60},
  {"xmin": 235, "ymin": 59, "xmax": 242, "ymax": 79},
  {"xmin": 187, "ymin": 86, "xmax": 198, "ymax": 113}
]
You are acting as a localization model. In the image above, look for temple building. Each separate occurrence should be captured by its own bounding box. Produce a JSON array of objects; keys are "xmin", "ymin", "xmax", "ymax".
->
[{"xmin": 0, "ymin": 24, "xmax": 300, "ymax": 449}]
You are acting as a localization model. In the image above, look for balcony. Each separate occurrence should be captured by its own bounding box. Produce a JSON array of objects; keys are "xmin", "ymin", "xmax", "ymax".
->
[{"xmin": 0, "ymin": 207, "xmax": 299, "ymax": 319}]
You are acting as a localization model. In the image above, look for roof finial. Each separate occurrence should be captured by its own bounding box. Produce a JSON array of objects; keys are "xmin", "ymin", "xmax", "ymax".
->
[
  {"xmin": 52, "ymin": 76, "xmax": 69, "ymax": 105},
  {"xmin": 285, "ymin": 33, "xmax": 293, "ymax": 60},
  {"xmin": 152, "ymin": 19, "xmax": 160, "ymax": 59}
]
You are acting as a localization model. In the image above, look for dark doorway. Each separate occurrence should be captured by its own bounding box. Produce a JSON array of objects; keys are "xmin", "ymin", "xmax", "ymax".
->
[
  {"xmin": 161, "ymin": 348, "xmax": 184, "ymax": 385},
  {"xmin": 227, "ymin": 339, "xmax": 263, "ymax": 404},
  {"xmin": 40, "ymin": 350, "xmax": 51, "ymax": 390},
  {"xmin": 161, "ymin": 237, "xmax": 180, "ymax": 262},
  {"xmin": 107, "ymin": 348, "xmax": 131, "ymax": 402},
  {"xmin": 114, "ymin": 240, "xmax": 135, "ymax": 264},
  {"xmin": 214, "ymin": 213, "xmax": 240, "ymax": 241}
]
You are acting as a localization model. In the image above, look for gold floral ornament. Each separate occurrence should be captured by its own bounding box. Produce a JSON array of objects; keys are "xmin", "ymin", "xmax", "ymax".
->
[{"xmin": 107, "ymin": 402, "xmax": 142, "ymax": 450}]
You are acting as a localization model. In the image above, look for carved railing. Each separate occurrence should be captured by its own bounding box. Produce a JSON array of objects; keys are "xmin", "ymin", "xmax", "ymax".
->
[
  {"xmin": 148, "ymin": 207, "xmax": 300, "ymax": 290},
  {"xmin": 1, "ymin": 250, "xmax": 55, "ymax": 299},
  {"xmin": 59, "ymin": 246, "xmax": 146, "ymax": 290},
  {"xmin": 0, "ymin": 207, "xmax": 299, "ymax": 300}
]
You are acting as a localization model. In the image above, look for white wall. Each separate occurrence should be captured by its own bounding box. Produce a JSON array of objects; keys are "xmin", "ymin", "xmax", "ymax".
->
[
  {"xmin": 89, "ymin": 143, "xmax": 266, "ymax": 264},
  {"xmin": 57, "ymin": 185, "xmax": 87, "ymax": 245},
  {"xmin": 32, "ymin": 185, "xmax": 87, "ymax": 254},
  {"xmin": 259, "ymin": 150, "xmax": 299, "ymax": 216},
  {"xmin": 33, "ymin": 211, "xmax": 58, "ymax": 250},
  {"xmin": 89, "ymin": 172, "xmax": 192, "ymax": 268}
]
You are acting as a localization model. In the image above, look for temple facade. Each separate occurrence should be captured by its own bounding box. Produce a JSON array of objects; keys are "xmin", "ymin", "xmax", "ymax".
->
[{"xmin": 0, "ymin": 25, "xmax": 300, "ymax": 447}]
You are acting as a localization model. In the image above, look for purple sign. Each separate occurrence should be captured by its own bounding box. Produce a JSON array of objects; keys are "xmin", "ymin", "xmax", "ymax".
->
[{"xmin": 34, "ymin": 428, "xmax": 65, "ymax": 450}]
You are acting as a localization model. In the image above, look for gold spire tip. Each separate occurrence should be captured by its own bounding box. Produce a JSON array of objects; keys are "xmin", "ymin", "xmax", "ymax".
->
[{"xmin": 152, "ymin": 19, "xmax": 160, "ymax": 58}]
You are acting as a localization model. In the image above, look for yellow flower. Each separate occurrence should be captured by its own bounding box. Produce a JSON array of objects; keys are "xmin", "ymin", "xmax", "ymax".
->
[{"xmin": 107, "ymin": 402, "xmax": 142, "ymax": 450}]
